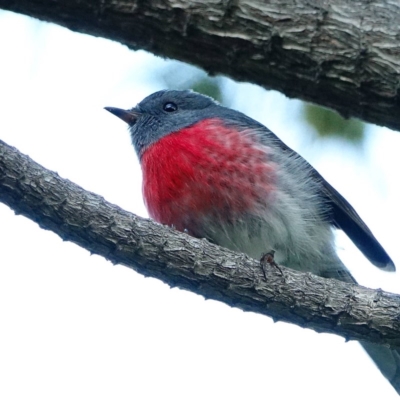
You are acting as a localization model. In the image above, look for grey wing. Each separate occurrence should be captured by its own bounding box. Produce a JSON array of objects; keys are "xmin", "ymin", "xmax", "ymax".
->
[
  {"xmin": 220, "ymin": 109, "xmax": 395, "ymax": 270},
  {"xmin": 257, "ymin": 122, "xmax": 394, "ymax": 270},
  {"xmin": 319, "ymin": 177, "xmax": 394, "ymax": 270}
]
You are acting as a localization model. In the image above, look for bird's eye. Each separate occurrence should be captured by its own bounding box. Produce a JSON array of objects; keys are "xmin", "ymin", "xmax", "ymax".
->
[{"xmin": 163, "ymin": 102, "xmax": 178, "ymax": 112}]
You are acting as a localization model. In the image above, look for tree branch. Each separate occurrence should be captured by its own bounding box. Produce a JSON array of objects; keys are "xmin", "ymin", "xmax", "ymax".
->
[
  {"xmin": 1, "ymin": 138, "xmax": 399, "ymax": 347},
  {"xmin": 1, "ymin": 0, "xmax": 400, "ymax": 130}
]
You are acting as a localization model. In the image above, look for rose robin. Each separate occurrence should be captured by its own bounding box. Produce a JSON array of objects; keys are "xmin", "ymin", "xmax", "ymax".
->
[{"xmin": 106, "ymin": 89, "xmax": 398, "ymax": 394}]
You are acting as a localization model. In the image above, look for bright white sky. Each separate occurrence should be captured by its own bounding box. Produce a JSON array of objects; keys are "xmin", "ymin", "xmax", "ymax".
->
[{"xmin": 0, "ymin": 9, "xmax": 399, "ymax": 400}]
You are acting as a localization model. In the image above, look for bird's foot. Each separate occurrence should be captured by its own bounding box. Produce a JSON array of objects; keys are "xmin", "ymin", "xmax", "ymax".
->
[{"xmin": 260, "ymin": 250, "xmax": 284, "ymax": 278}]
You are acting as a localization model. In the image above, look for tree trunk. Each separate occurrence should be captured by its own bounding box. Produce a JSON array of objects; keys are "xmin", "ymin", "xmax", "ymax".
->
[
  {"xmin": 1, "ymin": 138, "xmax": 399, "ymax": 347},
  {"xmin": 0, "ymin": 0, "xmax": 399, "ymax": 130}
]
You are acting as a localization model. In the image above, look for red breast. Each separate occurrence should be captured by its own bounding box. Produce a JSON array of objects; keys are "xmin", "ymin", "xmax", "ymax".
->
[{"xmin": 140, "ymin": 118, "xmax": 276, "ymax": 235}]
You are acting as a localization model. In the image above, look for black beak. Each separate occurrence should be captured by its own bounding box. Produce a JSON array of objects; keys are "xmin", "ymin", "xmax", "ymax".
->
[{"xmin": 104, "ymin": 107, "xmax": 141, "ymax": 125}]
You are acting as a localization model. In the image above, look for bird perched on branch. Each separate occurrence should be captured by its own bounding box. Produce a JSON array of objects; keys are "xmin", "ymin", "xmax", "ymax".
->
[{"xmin": 105, "ymin": 89, "xmax": 398, "ymax": 394}]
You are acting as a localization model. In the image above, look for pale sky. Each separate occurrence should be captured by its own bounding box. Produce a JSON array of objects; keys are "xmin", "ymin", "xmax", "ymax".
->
[{"xmin": 1, "ymin": 10, "xmax": 399, "ymax": 399}]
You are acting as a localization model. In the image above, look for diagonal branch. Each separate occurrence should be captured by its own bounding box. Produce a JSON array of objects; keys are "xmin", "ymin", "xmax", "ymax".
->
[
  {"xmin": 0, "ymin": 0, "xmax": 400, "ymax": 130},
  {"xmin": 1, "ymin": 138, "xmax": 399, "ymax": 347}
]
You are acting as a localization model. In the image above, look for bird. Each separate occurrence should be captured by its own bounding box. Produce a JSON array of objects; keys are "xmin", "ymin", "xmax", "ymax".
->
[{"xmin": 105, "ymin": 89, "xmax": 399, "ymax": 394}]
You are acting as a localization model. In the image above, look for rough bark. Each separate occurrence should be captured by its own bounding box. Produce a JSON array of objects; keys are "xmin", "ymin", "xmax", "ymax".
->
[
  {"xmin": 1, "ymin": 138, "xmax": 399, "ymax": 347},
  {"xmin": 1, "ymin": 0, "xmax": 400, "ymax": 130}
]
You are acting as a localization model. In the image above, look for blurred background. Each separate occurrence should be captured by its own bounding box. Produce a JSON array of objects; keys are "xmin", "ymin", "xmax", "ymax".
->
[{"xmin": 0, "ymin": 9, "xmax": 399, "ymax": 399}]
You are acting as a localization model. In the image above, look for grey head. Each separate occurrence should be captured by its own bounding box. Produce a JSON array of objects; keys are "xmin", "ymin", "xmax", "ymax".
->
[{"xmin": 105, "ymin": 90, "xmax": 223, "ymax": 156}]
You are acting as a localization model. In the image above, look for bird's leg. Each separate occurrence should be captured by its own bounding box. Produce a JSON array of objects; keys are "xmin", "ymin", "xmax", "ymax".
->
[{"xmin": 260, "ymin": 250, "xmax": 284, "ymax": 278}]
